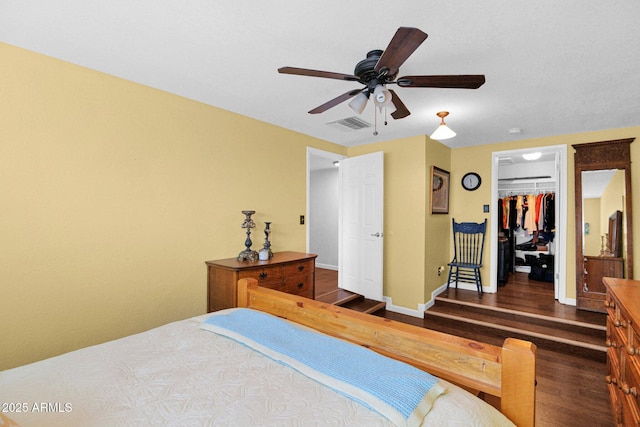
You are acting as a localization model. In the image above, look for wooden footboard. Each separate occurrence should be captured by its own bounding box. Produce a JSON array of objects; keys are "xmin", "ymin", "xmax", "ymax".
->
[{"xmin": 238, "ymin": 278, "xmax": 536, "ymax": 427}]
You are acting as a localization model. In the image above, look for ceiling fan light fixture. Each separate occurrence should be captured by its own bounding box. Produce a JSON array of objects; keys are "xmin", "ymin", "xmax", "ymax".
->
[
  {"xmin": 348, "ymin": 92, "xmax": 369, "ymax": 114},
  {"xmin": 373, "ymin": 84, "xmax": 392, "ymax": 107},
  {"xmin": 430, "ymin": 111, "xmax": 456, "ymax": 140}
]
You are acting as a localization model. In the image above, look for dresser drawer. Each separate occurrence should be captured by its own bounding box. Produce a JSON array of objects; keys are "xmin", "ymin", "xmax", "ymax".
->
[
  {"xmin": 621, "ymin": 402, "xmax": 640, "ymax": 427},
  {"xmin": 282, "ymin": 274, "xmax": 313, "ymax": 298},
  {"xmin": 608, "ymin": 380, "xmax": 623, "ymax": 425},
  {"xmin": 622, "ymin": 355, "xmax": 640, "ymax": 419},
  {"xmin": 239, "ymin": 267, "xmax": 284, "ymax": 287},
  {"xmin": 281, "ymin": 260, "xmax": 314, "ymax": 298},
  {"xmin": 283, "ymin": 260, "xmax": 314, "ymax": 277},
  {"xmin": 608, "ymin": 319, "xmax": 627, "ymax": 353}
]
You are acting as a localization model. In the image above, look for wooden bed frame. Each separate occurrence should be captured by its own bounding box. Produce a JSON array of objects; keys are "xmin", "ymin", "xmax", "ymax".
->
[{"xmin": 238, "ymin": 278, "xmax": 536, "ymax": 427}]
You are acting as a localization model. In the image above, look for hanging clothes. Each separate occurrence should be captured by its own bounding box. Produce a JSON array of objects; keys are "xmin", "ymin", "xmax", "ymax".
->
[
  {"xmin": 535, "ymin": 193, "xmax": 544, "ymax": 230},
  {"xmin": 544, "ymin": 193, "xmax": 555, "ymax": 232},
  {"xmin": 497, "ymin": 192, "xmax": 556, "ymax": 235},
  {"xmin": 516, "ymin": 195, "xmax": 524, "ymax": 229},
  {"xmin": 527, "ymin": 194, "xmax": 538, "ymax": 233}
]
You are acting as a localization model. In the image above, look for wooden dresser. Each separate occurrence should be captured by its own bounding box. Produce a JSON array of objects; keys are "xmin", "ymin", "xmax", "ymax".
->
[
  {"xmin": 604, "ymin": 277, "xmax": 640, "ymax": 425},
  {"xmin": 206, "ymin": 251, "xmax": 317, "ymax": 312}
]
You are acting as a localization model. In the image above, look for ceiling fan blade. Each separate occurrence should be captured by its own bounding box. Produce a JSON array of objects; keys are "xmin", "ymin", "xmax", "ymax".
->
[
  {"xmin": 396, "ymin": 75, "xmax": 486, "ymax": 89},
  {"xmin": 308, "ymin": 89, "xmax": 363, "ymax": 114},
  {"xmin": 278, "ymin": 66, "xmax": 359, "ymax": 81},
  {"xmin": 388, "ymin": 90, "xmax": 410, "ymax": 119},
  {"xmin": 375, "ymin": 27, "xmax": 428, "ymax": 77}
]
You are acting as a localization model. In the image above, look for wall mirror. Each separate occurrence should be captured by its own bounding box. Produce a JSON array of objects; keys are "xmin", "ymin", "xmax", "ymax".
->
[{"xmin": 574, "ymin": 138, "xmax": 634, "ymax": 312}]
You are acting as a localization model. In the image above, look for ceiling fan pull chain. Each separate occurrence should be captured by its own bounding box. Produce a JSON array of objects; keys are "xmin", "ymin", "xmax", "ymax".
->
[{"xmin": 373, "ymin": 109, "xmax": 379, "ymax": 136}]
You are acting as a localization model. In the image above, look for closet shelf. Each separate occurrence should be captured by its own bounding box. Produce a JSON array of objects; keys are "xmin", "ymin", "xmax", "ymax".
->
[{"xmin": 498, "ymin": 180, "xmax": 555, "ymax": 197}]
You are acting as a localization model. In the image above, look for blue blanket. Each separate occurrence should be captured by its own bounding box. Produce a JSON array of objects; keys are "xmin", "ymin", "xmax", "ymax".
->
[{"xmin": 201, "ymin": 308, "xmax": 446, "ymax": 427}]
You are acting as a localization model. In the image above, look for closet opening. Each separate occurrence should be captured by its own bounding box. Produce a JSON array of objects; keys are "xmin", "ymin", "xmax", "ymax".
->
[{"xmin": 489, "ymin": 145, "xmax": 568, "ymax": 305}]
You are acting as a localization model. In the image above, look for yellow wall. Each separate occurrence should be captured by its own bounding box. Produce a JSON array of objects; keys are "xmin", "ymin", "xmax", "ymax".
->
[
  {"xmin": 346, "ymin": 137, "xmax": 452, "ymax": 308},
  {"xmin": 600, "ymin": 170, "xmax": 625, "ymax": 231},
  {"xmin": 448, "ymin": 143, "xmax": 495, "ymax": 293},
  {"xmin": 347, "ymin": 136, "xmax": 430, "ymax": 308},
  {"xmin": 583, "ymin": 198, "xmax": 601, "ymax": 256},
  {"xmin": 424, "ymin": 139, "xmax": 452, "ymax": 302},
  {"xmin": 3, "ymin": 42, "xmax": 640, "ymax": 371},
  {"xmin": 600, "ymin": 169, "xmax": 626, "ymax": 260},
  {"xmin": 0, "ymin": 43, "xmax": 345, "ymax": 370},
  {"xmin": 448, "ymin": 129, "xmax": 640, "ymax": 302}
]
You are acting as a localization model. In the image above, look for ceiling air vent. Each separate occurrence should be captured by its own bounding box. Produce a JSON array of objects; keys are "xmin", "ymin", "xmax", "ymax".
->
[{"xmin": 327, "ymin": 116, "xmax": 372, "ymax": 132}]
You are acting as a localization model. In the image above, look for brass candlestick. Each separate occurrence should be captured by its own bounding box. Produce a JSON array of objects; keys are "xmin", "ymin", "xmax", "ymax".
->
[
  {"xmin": 260, "ymin": 222, "xmax": 273, "ymax": 259},
  {"xmin": 237, "ymin": 210, "xmax": 259, "ymax": 261}
]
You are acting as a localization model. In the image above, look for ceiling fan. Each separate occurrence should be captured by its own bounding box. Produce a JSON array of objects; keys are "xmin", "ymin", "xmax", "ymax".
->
[{"xmin": 278, "ymin": 27, "xmax": 485, "ymax": 120}]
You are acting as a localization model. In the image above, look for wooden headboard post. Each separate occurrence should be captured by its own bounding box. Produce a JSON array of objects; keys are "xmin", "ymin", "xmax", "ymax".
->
[
  {"xmin": 237, "ymin": 278, "xmax": 536, "ymax": 427},
  {"xmin": 501, "ymin": 338, "xmax": 537, "ymax": 426}
]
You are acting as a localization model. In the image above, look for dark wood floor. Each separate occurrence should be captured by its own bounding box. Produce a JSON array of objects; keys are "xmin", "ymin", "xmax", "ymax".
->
[{"xmin": 315, "ymin": 268, "xmax": 614, "ymax": 427}]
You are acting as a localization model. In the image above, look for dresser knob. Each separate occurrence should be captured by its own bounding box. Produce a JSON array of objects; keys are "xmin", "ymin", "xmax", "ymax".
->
[
  {"xmin": 614, "ymin": 319, "xmax": 627, "ymax": 328},
  {"xmin": 259, "ymin": 272, "xmax": 268, "ymax": 280},
  {"xmin": 297, "ymin": 282, "xmax": 304, "ymax": 289},
  {"xmin": 622, "ymin": 383, "xmax": 638, "ymax": 397},
  {"xmin": 298, "ymin": 265, "xmax": 304, "ymax": 272}
]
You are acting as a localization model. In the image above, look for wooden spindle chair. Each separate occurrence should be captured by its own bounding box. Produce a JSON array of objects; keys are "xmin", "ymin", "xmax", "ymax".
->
[{"xmin": 447, "ymin": 218, "xmax": 487, "ymax": 297}]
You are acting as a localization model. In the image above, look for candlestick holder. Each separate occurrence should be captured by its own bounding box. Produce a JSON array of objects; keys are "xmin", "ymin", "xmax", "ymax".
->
[
  {"xmin": 259, "ymin": 222, "xmax": 273, "ymax": 260},
  {"xmin": 237, "ymin": 210, "xmax": 259, "ymax": 262}
]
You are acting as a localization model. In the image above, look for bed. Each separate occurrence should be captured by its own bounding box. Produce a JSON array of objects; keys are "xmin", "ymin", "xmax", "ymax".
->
[{"xmin": 0, "ymin": 278, "xmax": 536, "ymax": 426}]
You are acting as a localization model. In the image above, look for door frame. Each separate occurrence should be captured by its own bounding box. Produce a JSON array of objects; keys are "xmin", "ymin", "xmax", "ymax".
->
[{"xmin": 489, "ymin": 144, "xmax": 570, "ymax": 305}]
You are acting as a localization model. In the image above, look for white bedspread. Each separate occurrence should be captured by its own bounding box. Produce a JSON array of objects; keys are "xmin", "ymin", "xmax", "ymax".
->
[{"xmin": 0, "ymin": 312, "xmax": 514, "ymax": 426}]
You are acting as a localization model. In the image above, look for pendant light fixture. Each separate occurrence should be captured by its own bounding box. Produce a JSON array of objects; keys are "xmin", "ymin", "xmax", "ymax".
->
[{"xmin": 430, "ymin": 111, "xmax": 456, "ymax": 140}]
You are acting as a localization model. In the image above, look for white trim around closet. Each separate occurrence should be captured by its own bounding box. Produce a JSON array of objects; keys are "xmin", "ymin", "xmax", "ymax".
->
[{"xmin": 488, "ymin": 145, "xmax": 569, "ymax": 305}]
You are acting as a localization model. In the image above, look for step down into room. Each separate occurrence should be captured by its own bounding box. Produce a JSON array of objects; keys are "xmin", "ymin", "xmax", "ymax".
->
[
  {"xmin": 315, "ymin": 288, "xmax": 386, "ymax": 315},
  {"xmin": 424, "ymin": 292, "xmax": 607, "ymax": 360}
]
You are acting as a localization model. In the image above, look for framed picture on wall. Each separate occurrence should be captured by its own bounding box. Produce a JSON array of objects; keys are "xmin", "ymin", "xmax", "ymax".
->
[{"xmin": 430, "ymin": 166, "xmax": 450, "ymax": 214}]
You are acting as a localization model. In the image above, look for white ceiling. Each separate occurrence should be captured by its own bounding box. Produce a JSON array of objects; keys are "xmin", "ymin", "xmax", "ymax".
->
[
  {"xmin": 1, "ymin": 1, "xmax": 639, "ymax": 148},
  {"xmin": 582, "ymin": 169, "xmax": 618, "ymax": 199}
]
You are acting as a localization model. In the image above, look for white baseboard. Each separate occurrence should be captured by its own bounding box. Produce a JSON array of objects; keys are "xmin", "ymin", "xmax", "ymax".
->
[
  {"xmin": 382, "ymin": 282, "xmax": 451, "ymax": 318},
  {"xmin": 316, "ymin": 263, "xmax": 338, "ymax": 271},
  {"xmin": 383, "ymin": 297, "xmax": 425, "ymax": 318},
  {"xmin": 384, "ymin": 280, "xmax": 577, "ymax": 318},
  {"xmin": 445, "ymin": 281, "xmax": 499, "ymax": 294}
]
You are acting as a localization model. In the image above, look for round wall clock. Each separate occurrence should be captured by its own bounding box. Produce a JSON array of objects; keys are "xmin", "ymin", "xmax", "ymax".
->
[{"xmin": 462, "ymin": 172, "xmax": 482, "ymax": 191}]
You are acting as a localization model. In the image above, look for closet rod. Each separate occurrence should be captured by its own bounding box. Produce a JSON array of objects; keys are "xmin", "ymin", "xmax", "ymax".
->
[{"xmin": 498, "ymin": 175, "xmax": 552, "ymax": 182}]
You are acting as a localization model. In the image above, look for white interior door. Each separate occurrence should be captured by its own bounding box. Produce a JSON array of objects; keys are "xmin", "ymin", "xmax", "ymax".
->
[{"xmin": 338, "ymin": 151, "xmax": 384, "ymax": 300}]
